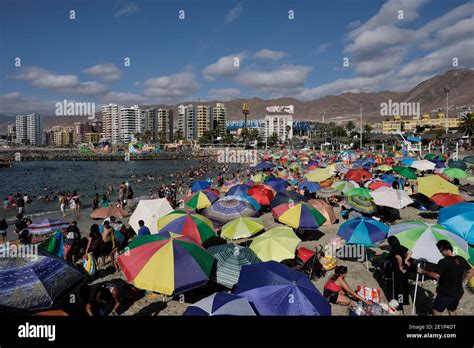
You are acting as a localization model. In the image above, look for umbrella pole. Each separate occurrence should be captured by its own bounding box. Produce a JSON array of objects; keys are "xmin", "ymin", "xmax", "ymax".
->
[
  {"xmin": 412, "ymin": 272, "xmax": 420, "ymax": 315},
  {"xmin": 365, "ymin": 248, "xmax": 369, "ymax": 270}
]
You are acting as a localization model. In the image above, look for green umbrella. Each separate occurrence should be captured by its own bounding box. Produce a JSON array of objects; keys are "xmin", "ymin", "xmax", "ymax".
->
[
  {"xmin": 443, "ymin": 168, "xmax": 468, "ymax": 179},
  {"xmin": 393, "ymin": 166, "xmax": 417, "ymax": 179},
  {"xmin": 448, "ymin": 160, "xmax": 467, "ymax": 170},
  {"xmin": 463, "ymin": 156, "xmax": 474, "ymax": 164},
  {"xmin": 220, "ymin": 217, "xmax": 264, "ymax": 240},
  {"xmin": 344, "ymin": 187, "xmax": 372, "ymax": 199}
]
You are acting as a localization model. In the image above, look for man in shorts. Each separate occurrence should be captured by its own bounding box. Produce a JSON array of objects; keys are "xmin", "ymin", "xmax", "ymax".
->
[{"xmin": 418, "ymin": 240, "xmax": 473, "ymax": 315}]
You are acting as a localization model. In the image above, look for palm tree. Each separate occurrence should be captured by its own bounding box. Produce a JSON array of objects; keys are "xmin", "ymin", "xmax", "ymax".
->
[
  {"xmin": 267, "ymin": 133, "xmax": 279, "ymax": 147},
  {"xmin": 458, "ymin": 113, "xmax": 473, "ymax": 137},
  {"xmin": 143, "ymin": 130, "xmax": 153, "ymax": 144},
  {"xmin": 346, "ymin": 121, "xmax": 356, "ymax": 133},
  {"xmin": 134, "ymin": 132, "xmax": 142, "ymax": 142}
]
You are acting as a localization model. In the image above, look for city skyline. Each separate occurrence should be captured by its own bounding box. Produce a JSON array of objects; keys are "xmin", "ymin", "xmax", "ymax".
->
[{"xmin": 0, "ymin": 0, "xmax": 473, "ymax": 116}]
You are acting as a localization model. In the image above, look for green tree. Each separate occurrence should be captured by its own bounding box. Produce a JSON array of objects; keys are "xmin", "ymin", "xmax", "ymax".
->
[
  {"xmin": 267, "ymin": 133, "xmax": 279, "ymax": 147},
  {"xmin": 346, "ymin": 121, "xmax": 356, "ymax": 133},
  {"xmin": 363, "ymin": 124, "xmax": 373, "ymax": 134},
  {"xmin": 175, "ymin": 129, "xmax": 184, "ymax": 141},
  {"xmin": 222, "ymin": 133, "xmax": 235, "ymax": 144},
  {"xmin": 142, "ymin": 130, "xmax": 153, "ymax": 144},
  {"xmin": 458, "ymin": 112, "xmax": 473, "ymax": 137}
]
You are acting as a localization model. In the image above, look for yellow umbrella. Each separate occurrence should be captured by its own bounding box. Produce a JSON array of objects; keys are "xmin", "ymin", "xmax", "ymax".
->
[
  {"xmin": 249, "ymin": 226, "xmax": 301, "ymax": 262},
  {"xmin": 376, "ymin": 165, "xmax": 392, "ymax": 172},
  {"xmin": 418, "ymin": 175, "xmax": 459, "ymax": 198},
  {"xmin": 305, "ymin": 168, "xmax": 331, "ymax": 182}
]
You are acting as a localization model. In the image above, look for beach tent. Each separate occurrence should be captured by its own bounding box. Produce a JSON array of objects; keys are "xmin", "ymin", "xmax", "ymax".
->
[
  {"xmin": 129, "ymin": 198, "xmax": 173, "ymax": 234},
  {"xmin": 183, "ymin": 292, "xmax": 256, "ymax": 316}
]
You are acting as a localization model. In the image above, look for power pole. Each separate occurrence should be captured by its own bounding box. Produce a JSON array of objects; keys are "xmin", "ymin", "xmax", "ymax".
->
[
  {"xmin": 359, "ymin": 102, "xmax": 363, "ymax": 149},
  {"xmin": 444, "ymin": 87, "xmax": 449, "ymax": 134}
]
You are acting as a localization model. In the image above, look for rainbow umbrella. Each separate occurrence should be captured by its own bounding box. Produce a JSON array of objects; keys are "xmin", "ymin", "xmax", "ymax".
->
[
  {"xmin": 393, "ymin": 166, "xmax": 417, "ymax": 179},
  {"xmin": 157, "ymin": 210, "xmax": 216, "ymax": 244},
  {"xmin": 208, "ymin": 244, "xmax": 261, "ymax": 288},
  {"xmin": 272, "ymin": 202, "xmax": 326, "ymax": 230},
  {"xmin": 117, "ymin": 234, "xmax": 215, "ymax": 295},
  {"xmin": 183, "ymin": 292, "xmax": 256, "ymax": 316},
  {"xmin": 337, "ymin": 217, "xmax": 388, "ymax": 246},
  {"xmin": 235, "ymin": 261, "xmax": 331, "ymax": 316},
  {"xmin": 443, "ymin": 168, "xmax": 468, "ymax": 179},
  {"xmin": 250, "ymin": 226, "xmax": 301, "ymax": 262},
  {"xmin": 184, "ymin": 189, "xmax": 219, "ymax": 210},
  {"xmin": 220, "ymin": 217, "xmax": 264, "ymax": 240},
  {"xmin": 388, "ymin": 221, "xmax": 469, "ymax": 263},
  {"xmin": 316, "ymin": 187, "xmax": 341, "ymax": 198},
  {"xmin": 346, "ymin": 195, "xmax": 377, "ymax": 214}
]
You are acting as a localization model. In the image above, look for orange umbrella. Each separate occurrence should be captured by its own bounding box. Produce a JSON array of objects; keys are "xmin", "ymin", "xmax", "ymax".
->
[
  {"xmin": 90, "ymin": 206, "xmax": 129, "ymax": 219},
  {"xmin": 307, "ymin": 199, "xmax": 337, "ymax": 226},
  {"xmin": 320, "ymin": 180, "xmax": 333, "ymax": 188},
  {"xmin": 345, "ymin": 169, "xmax": 372, "ymax": 183}
]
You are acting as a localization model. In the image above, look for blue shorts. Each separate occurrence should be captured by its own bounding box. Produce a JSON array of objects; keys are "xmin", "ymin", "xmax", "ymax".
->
[
  {"xmin": 0, "ymin": 229, "xmax": 6, "ymax": 236},
  {"xmin": 433, "ymin": 294, "xmax": 460, "ymax": 312}
]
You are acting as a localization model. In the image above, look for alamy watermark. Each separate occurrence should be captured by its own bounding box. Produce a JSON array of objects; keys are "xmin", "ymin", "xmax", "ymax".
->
[
  {"xmin": 217, "ymin": 148, "xmax": 258, "ymax": 166},
  {"xmin": 380, "ymin": 99, "xmax": 420, "ymax": 118},
  {"xmin": 0, "ymin": 242, "xmax": 39, "ymax": 260},
  {"xmin": 324, "ymin": 244, "xmax": 365, "ymax": 262},
  {"xmin": 55, "ymin": 99, "xmax": 96, "ymax": 120}
]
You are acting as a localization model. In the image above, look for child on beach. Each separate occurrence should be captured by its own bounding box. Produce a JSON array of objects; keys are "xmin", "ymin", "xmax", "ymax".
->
[{"xmin": 0, "ymin": 218, "xmax": 7, "ymax": 242}]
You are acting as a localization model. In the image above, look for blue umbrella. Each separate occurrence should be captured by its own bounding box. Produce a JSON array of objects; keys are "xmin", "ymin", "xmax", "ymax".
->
[
  {"xmin": 235, "ymin": 261, "xmax": 331, "ymax": 316},
  {"xmin": 253, "ymin": 162, "xmax": 273, "ymax": 170},
  {"xmin": 400, "ymin": 158, "xmax": 414, "ymax": 166},
  {"xmin": 381, "ymin": 174, "xmax": 405, "ymax": 187},
  {"xmin": 438, "ymin": 202, "xmax": 474, "ymax": 244},
  {"xmin": 240, "ymin": 195, "xmax": 262, "ymax": 212},
  {"xmin": 270, "ymin": 191, "xmax": 309, "ymax": 209},
  {"xmin": 298, "ymin": 181, "xmax": 321, "ymax": 193},
  {"xmin": 183, "ymin": 292, "xmax": 256, "ymax": 316},
  {"xmin": 266, "ymin": 180, "xmax": 289, "ymax": 193},
  {"xmin": 226, "ymin": 184, "xmax": 250, "ymax": 197},
  {"xmin": 337, "ymin": 217, "xmax": 388, "ymax": 246},
  {"xmin": 429, "ymin": 159, "xmax": 445, "ymax": 168},
  {"xmin": 192, "ymin": 180, "xmax": 211, "ymax": 192}
]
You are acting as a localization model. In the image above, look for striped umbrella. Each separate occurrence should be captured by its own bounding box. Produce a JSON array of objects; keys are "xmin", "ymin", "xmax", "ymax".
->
[
  {"xmin": 208, "ymin": 244, "xmax": 261, "ymax": 288},
  {"xmin": 117, "ymin": 234, "xmax": 215, "ymax": 295},
  {"xmin": 335, "ymin": 163, "xmax": 352, "ymax": 174},
  {"xmin": 220, "ymin": 179, "xmax": 240, "ymax": 193},
  {"xmin": 388, "ymin": 221, "xmax": 470, "ymax": 264},
  {"xmin": 346, "ymin": 195, "xmax": 377, "ymax": 214},
  {"xmin": 203, "ymin": 195, "xmax": 258, "ymax": 225},
  {"xmin": 184, "ymin": 189, "xmax": 219, "ymax": 210},
  {"xmin": 157, "ymin": 210, "xmax": 216, "ymax": 244},
  {"xmin": 272, "ymin": 202, "xmax": 327, "ymax": 230},
  {"xmin": 183, "ymin": 292, "xmax": 256, "ymax": 316},
  {"xmin": 250, "ymin": 226, "xmax": 301, "ymax": 262},
  {"xmin": 337, "ymin": 217, "xmax": 388, "ymax": 246},
  {"xmin": 317, "ymin": 187, "xmax": 341, "ymax": 198},
  {"xmin": 220, "ymin": 217, "xmax": 264, "ymax": 240},
  {"xmin": 28, "ymin": 218, "xmax": 69, "ymax": 236}
]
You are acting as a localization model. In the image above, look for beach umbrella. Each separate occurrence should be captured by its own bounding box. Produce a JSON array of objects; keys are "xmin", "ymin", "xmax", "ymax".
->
[
  {"xmin": 429, "ymin": 159, "xmax": 445, "ymax": 168},
  {"xmin": 376, "ymin": 165, "xmax": 392, "ymax": 172},
  {"xmin": 344, "ymin": 187, "xmax": 372, "ymax": 199},
  {"xmin": 0, "ymin": 251, "xmax": 84, "ymax": 311},
  {"xmin": 235, "ymin": 261, "xmax": 331, "ymax": 316},
  {"xmin": 272, "ymin": 202, "xmax": 327, "ymax": 230},
  {"xmin": 463, "ymin": 156, "xmax": 474, "ymax": 164},
  {"xmin": 225, "ymin": 184, "xmax": 250, "ymax": 197},
  {"xmin": 335, "ymin": 163, "xmax": 352, "ymax": 174},
  {"xmin": 28, "ymin": 218, "xmax": 69, "ymax": 236},
  {"xmin": 249, "ymin": 226, "xmax": 301, "ymax": 262},
  {"xmin": 345, "ymin": 169, "xmax": 372, "ymax": 183},
  {"xmin": 443, "ymin": 168, "xmax": 468, "ymax": 179},
  {"xmin": 388, "ymin": 221, "xmax": 470, "ymax": 263},
  {"xmin": 431, "ymin": 193, "xmax": 466, "ymax": 207},
  {"xmin": 208, "ymin": 244, "xmax": 261, "ymax": 288},
  {"xmin": 117, "ymin": 234, "xmax": 215, "ymax": 295},
  {"xmin": 183, "ymin": 292, "xmax": 257, "ymax": 316},
  {"xmin": 418, "ymin": 175, "xmax": 459, "ymax": 198},
  {"xmin": 239, "ymin": 195, "xmax": 262, "ymax": 212},
  {"xmin": 332, "ymin": 180, "xmax": 357, "ymax": 194},
  {"xmin": 448, "ymin": 159, "xmax": 467, "ymax": 170},
  {"xmin": 366, "ymin": 179, "xmax": 391, "ymax": 191},
  {"xmin": 266, "ymin": 180, "xmax": 290, "ymax": 193},
  {"xmin": 306, "ymin": 163, "xmax": 319, "ymax": 171},
  {"xmin": 270, "ymin": 191, "xmax": 308, "ymax": 208},
  {"xmin": 317, "ymin": 187, "xmax": 341, "ymax": 198},
  {"xmin": 220, "ymin": 217, "xmax": 264, "ymax": 240},
  {"xmin": 129, "ymin": 198, "xmax": 174, "ymax": 234},
  {"xmin": 157, "ymin": 210, "xmax": 216, "ymax": 244},
  {"xmin": 337, "ymin": 217, "xmax": 388, "ymax": 246},
  {"xmin": 438, "ymin": 203, "xmax": 474, "ymax": 244},
  {"xmin": 400, "ymin": 158, "xmax": 415, "ymax": 166},
  {"xmin": 424, "ymin": 154, "xmax": 445, "ymax": 161},
  {"xmin": 411, "ymin": 160, "xmax": 436, "ymax": 172},
  {"xmin": 307, "ymin": 199, "xmax": 337, "ymax": 225},
  {"xmin": 251, "ymin": 173, "xmax": 267, "ymax": 183},
  {"xmin": 203, "ymin": 195, "xmax": 258, "ymax": 225},
  {"xmin": 220, "ymin": 179, "xmax": 240, "ymax": 193},
  {"xmin": 253, "ymin": 162, "xmax": 273, "ymax": 170},
  {"xmin": 393, "ymin": 166, "xmax": 417, "ymax": 179},
  {"xmin": 370, "ymin": 187, "xmax": 414, "ymax": 209},
  {"xmin": 346, "ymin": 195, "xmax": 377, "ymax": 214},
  {"xmin": 248, "ymin": 185, "xmax": 275, "ymax": 206},
  {"xmin": 298, "ymin": 181, "xmax": 320, "ymax": 193},
  {"xmin": 90, "ymin": 206, "xmax": 129, "ymax": 219},
  {"xmin": 191, "ymin": 180, "xmax": 211, "ymax": 192},
  {"xmin": 184, "ymin": 189, "xmax": 219, "ymax": 210},
  {"xmin": 305, "ymin": 168, "xmax": 331, "ymax": 182}
]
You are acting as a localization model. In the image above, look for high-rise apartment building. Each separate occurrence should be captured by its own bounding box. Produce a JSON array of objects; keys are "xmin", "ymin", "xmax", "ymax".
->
[
  {"xmin": 157, "ymin": 109, "xmax": 173, "ymax": 142},
  {"xmin": 120, "ymin": 105, "xmax": 145, "ymax": 143},
  {"xmin": 15, "ymin": 113, "xmax": 42, "ymax": 145},
  {"xmin": 212, "ymin": 103, "xmax": 227, "ymax": 137},
  {"xmin": 196, "ymin": 105, "xmax": 210, "ymax": 140},
  {"xmin": 177, "ymin": 104, "xmax": 196, "ymax": 141},
  {"xmin": 102, "ymin": 104, "xmax": 120, "ymax": 143}
]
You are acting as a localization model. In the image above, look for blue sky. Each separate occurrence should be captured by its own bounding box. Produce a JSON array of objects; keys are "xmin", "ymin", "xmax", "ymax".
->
[{"xmin": 0, "ymin": 0, "xmax": 472, "ymax": 115}]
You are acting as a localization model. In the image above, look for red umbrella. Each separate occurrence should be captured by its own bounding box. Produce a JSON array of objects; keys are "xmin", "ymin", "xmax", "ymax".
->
[
  {"xmin": 345, "ymin": 169, "xmax": 373, "ymax": 183},
  {"xmin": 306, "ymin": 164, "xmax": 319, "ymax": 171},
  {"xmin": 431, "ymin": 193, "xmax": 466, "ymax": 207},
  {"xmin": 367, "ymin": 180, "xmax": 390, "ymax": 191},
  {"xmin": 435, "ymin": 173, "xmax": 450, "ymax": 181},
  {"xmin": 248, "ymin": 185, "xmax": 275, "ymax": 206},
  {"xmin": 384, "ymin": 157, "xmax": 395, "ymax": 164}
]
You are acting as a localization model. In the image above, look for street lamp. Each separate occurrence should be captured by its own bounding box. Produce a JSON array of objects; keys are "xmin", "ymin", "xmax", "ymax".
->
[
  {"xmin": 444, "ymin": 87, "xmax": 449, "ymax": 134},
  {"xmin": 359, "ymin": 101, "xmax": 363, "ymax": 149}
]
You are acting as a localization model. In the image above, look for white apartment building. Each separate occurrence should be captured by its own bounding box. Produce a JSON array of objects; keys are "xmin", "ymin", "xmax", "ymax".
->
[
  {"xmin": 120, "ymin": 105, "xmax": 144, "ymax": 143},
  {"xmin": 177, "ymin": 104, "xmax": 196, "ymax": 141},
  {"xmin": 212, "ymin": 103, "xmax": 227, "ymax": 137},
  {"xmin": 102, "ymin": 104, "xmax": 121, "ymax": 143},
  {"xmin": 15, "ymin": 113, "xmax": 42, "ymax": 145},
  {"xmin": 264, "ymin": 106, "xmax": 294, "ymax": 141},
  {"xmin": 196, "ymin": 105, "xmax": 210, "ymax": 140}
]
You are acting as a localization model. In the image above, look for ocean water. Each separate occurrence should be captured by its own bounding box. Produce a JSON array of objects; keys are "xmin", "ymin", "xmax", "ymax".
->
[{"xmin": 0, "ymin": 160, "xmax": 200, "ymax": 220}]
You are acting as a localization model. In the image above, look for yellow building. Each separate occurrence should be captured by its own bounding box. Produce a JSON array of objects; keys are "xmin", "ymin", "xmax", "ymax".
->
[
  {"xmin": 51, "ymin": 126, "xmax": 74, "ymax": 147},
  {"xmin": 382, "ymin": 114, "xmax": 462, "ymax": 134},
  {"xmin": 84, "ymin": 132, "xmax": 102, "ymax": 143}
]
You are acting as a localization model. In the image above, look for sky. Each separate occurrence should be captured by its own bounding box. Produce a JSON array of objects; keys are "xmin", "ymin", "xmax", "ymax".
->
[{"xmin": 0, "ymin": 0, "xmax": 473, "ymax": 115}]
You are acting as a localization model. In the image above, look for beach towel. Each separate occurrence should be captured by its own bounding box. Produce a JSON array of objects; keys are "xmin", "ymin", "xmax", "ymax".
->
[
  {"xmin": 82, "ymin": 253, "xmax": 96, "ymax": 276},
  {"xmin": 39, "ymin": 231, "xmax": 64, "ymax": 258},
  {"xmin": 357, "ymin": 285, "xmax": 381, "ymax": 303}
]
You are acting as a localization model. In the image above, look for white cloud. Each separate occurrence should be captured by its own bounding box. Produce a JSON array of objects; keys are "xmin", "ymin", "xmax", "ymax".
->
[
  {"xmin": 83, "ymin": 64, "xmax": 122, "ymax": 81},
  {"xmin": 255, "ymin": 49, "xmax": 286, "ymax": 60},
  {"xmin": 143, "ymin": 71, "xmax": 199, "ymax": 100},
  {"xmin": 226, "ymin": 2, "xmax": 243, "ymax": 23},
  {"xmin": 0, "ymin": 92, "xmax": 57, "ymax": 116},
  {"xmin": 101, "ymin": 91, "xmax": 147, "ymax": 105},
  {"xmin": 237, "ymin": 65, "xmax": 311, "ymax": 94},
  {"xmin": 208, "ymin": 88, "xmax": 241, "ymax": 101},
  {"xmin": 202, "ymin": 53, "xmax": 245, "ymax": 81},
  {"xmin": 114, "ymin": 2, "xmax": 140, "ymax": 18}
]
